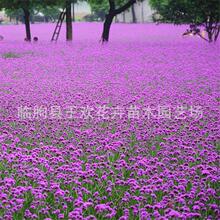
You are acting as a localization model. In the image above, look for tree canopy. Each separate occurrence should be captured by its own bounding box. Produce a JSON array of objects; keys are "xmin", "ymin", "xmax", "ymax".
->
[
  {"xmin": 88, "ymin": 0, "xmax": 130, "ymax": 21},
  {"xmin": 149, "ymin": 0, "xmax": 220, "ymax": 42}
]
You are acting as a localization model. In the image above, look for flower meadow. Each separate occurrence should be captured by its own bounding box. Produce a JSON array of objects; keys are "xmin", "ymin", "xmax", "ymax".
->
[{"xmin": 0, "ymin": 23, "xmax": 220, "ymax": 220}]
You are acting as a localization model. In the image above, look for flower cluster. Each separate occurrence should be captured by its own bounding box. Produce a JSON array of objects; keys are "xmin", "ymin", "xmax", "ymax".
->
[{"xmin": 0, "ymin": 23, "xmax": 219, "ymax": 220}]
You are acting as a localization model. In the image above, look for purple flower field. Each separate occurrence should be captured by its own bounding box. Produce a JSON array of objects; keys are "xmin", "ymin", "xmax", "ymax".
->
[{"xmin": 0, "ymin": 23, "xmax": 219, "ymax": 220}]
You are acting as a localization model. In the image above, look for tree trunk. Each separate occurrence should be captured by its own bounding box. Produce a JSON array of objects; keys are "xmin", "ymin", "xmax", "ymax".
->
[
  {"xmin": 66, "ymin": 0, "xmax": 72, "ymax": 41},
  {"xmin": 115, "ymin": 15, "xmax": 118, "ymax": 23},
  {"xmin": 206, "ymin": 16, "xmax": 214, "ymax": 43},
  {"xmin": 141, "ymin": 1, "xmax": 144, "ymax": 22},
  {"xmin": 131, "ymin": 4, "xmax": 136, "ymax": 23},
  {"xmin": 123, "ymin": 11, "xmax": 125, "ymax": 23},
  {"xmin": 101, "ymin": 0, "xmax": 136, "ymax": 42},
  {"xmin": 102, "ymin": 14, "xmax": 114, "ymax": 42},
  {"xmin": 208, "ymin": 31, "xmax": 213, "ymax": 42},
  {"xmin": 214, "ymin": 26, "xmax": 220, "ymax": 42},
  {"xmin": 23, "ymin": 8, "xmax": 31, "ymax": 41},
  {"xmin": 72, "ymin": 2, "xmax": 75, "ymax": 22}
]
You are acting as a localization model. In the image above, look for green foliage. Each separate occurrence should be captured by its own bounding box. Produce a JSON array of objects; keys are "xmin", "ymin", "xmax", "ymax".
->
[
  {"xmin": 0, "ymin": 0, "xmax": 35, "ymax": 10},
  {"xmin": 38, "ymin": 5, "xmax": 61, "ymax": 22},
  {"xmin": 0, "ymin": 0, "xmax": 58, "ymax": 22},
  {"xmin": 0, "ymin": 0, "xmax": 60, "ymax": 11},
  {"xmin": 149, "ymin": 0, "xmax": 220, "ymax": 42},
  {"xmin": 88, "ymin": 0, "xmax": 132, "ymax": 21},
  {"xmin": 1, "ymin": 1, "xmax": 73, "ymax": 24},
  {"xmin": 88, "ymin": 0, "xmax": 109, "ymax": 21},
  {"xmin": 149, "ymin": 0, "xmax": 220, "ymax": 24},
  {"xmin": 2, "ymin": 52, "xmax": 20, "ymax": 58},
  {"xmin": 4, "ymin": 8, "xmax": 24, "ymax": 21}
]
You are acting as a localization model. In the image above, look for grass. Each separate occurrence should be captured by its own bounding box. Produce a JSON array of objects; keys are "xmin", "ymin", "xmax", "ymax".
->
[{"xmin": 2, "ymin": 52, "xmax": 20, "ymax": 59}]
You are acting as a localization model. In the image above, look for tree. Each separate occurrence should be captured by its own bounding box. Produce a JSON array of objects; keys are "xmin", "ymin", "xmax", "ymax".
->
[
  {"xmin": 88, "ymin": 0, "xmax": 138, "ymax": 23},
  {"xmin": 66, "ymin": 0, "xmax": 72, "ymax": 40},
  {"xmin": 149, "ymin": 0, "xmax": 220, "ymax": 42},
  {"xmin": 72, "ymin": 0, "xmax": 77, "ymax": 21},
  {"xmin": 0, "ymin": 0, "xmax": 55, "ymax": 41},
  {"xmin": 4, "ymin": 8, "xmax": 24, "ymax": 24},
  {"xmin": 100, "ymin": 0, "xmax": 139, "ymax": 42},
  {"xmin": 89, "ymin": 0, "xmax": 109, "ymax": 21},
  {"xmin": 0, "ymin": 0, "xmax": 33, "ymax": 40},
  {"xmin": 23, "ymin": 2, "xmax": 31, "ymax": 40},
  {"xmin": 131, "ymin": 4, "xmax": 136, "ymax": 23},
  {"xmin": 39, "ymin": 6, "xmax": 61, "ymax": 22},
  {"xmin": 52, "ymin": 0, "xmax": 74, "ymax": 41},
  {"xmin": 88, "ymin": 0, "xmax": 140, "ymax": 41}
]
